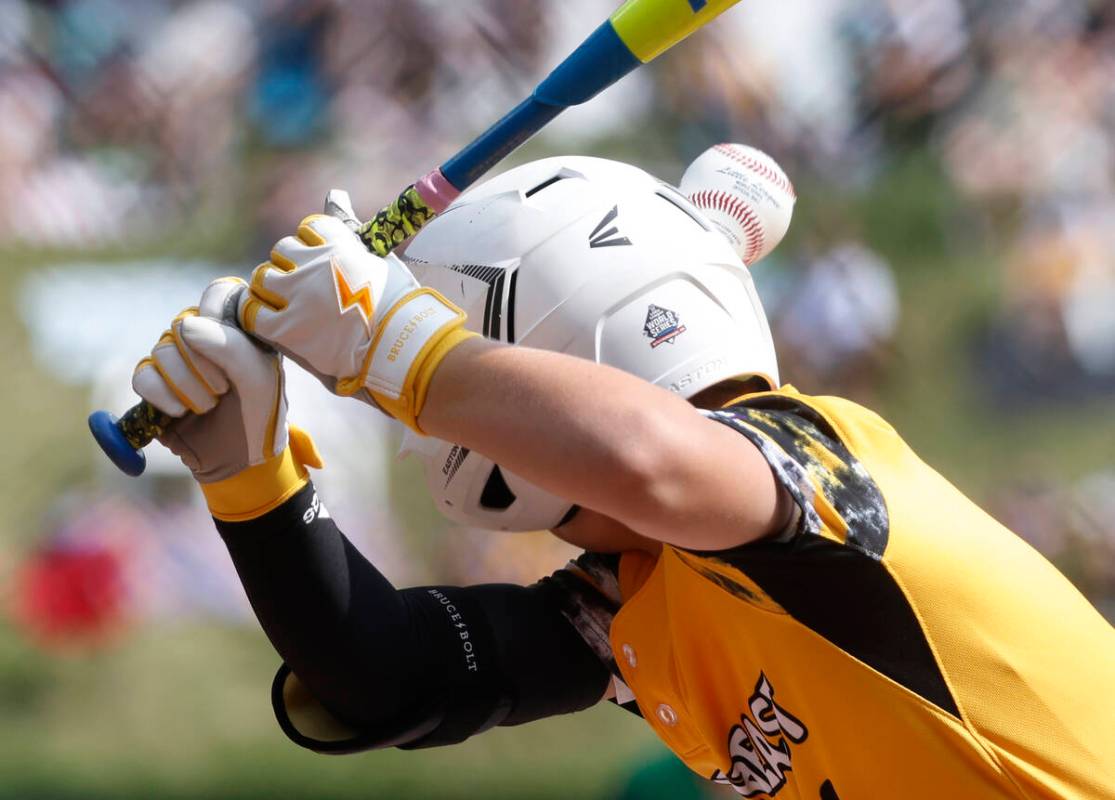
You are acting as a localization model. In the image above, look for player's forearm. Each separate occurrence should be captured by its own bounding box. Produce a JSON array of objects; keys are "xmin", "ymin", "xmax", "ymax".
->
[
  {"xmin": 215, "ymin": 482, "xmax": 417, "ymax": 728},
  {"xmin": 420, "ymin": 338, "xmax": 783, "ymax": 547},
  {"xmin": 421, "ymin": 338, "xmax": 682, "ymax": 516},
  {"xmin": 217, "ymin": 481, "xmax": 609, "ymax": 751}
]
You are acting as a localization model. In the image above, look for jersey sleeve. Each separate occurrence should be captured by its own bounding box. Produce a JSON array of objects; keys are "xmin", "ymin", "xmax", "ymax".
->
[
  {"xmin": 691, "ymin": 395, "xmax": 960, "ymax": 718},
  {"xmin": 702, "ymin": 393, "xmax": 890, "ymax": 558}
]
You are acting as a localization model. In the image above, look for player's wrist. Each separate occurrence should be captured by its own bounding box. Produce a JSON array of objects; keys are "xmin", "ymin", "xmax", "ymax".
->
[
  {"xmin": 239, "ymin": 211, "xmax": 478, "ymax": 434},
  {"xmin": 339, "ymin": 287, "xmax": 479, "ymax": 433},
  {"xmin": 201, "ymin": 425, "xmax": 324, "ymax": 522}
]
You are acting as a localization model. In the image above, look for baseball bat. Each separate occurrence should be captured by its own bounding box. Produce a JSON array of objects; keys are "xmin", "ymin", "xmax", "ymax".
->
[{"xmin": 90, "ymin": 0, "xmax": 745, "ymax": 476}]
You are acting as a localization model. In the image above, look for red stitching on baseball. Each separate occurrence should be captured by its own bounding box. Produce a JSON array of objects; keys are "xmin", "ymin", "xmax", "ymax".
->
[
  {"xmin": 712, "ymin": 144, "xmax": 796, "ymax": 199},
  {"xmin": 687, "ymin": 189, "xmax": 765, "ymax": 264}
]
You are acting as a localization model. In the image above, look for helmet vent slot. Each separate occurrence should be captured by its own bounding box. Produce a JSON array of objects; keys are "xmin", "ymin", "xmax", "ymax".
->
[
  {"xmin": 525, "ymin": 174, "xmax": 567, "ymax": 197},
  {"xmin": 655, "ymin": 187, "xmax": 712, "ymax": 232},
  {"xmin": 480, "ymin": 466, "xmax": 516, "ymax": 510}
]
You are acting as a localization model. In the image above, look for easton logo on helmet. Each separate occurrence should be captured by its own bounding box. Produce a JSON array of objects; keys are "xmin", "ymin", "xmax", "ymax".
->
[
  {"xmin": 644, "ymin": 304, "xmax": 687, "ymax": 348},
  {"xmin": 442, "ymin": 445, "xmax": 470, "ymax": 488},
  {"xmin": 589, "ymin": 206, "xmax": 632, "ymax": 248}
]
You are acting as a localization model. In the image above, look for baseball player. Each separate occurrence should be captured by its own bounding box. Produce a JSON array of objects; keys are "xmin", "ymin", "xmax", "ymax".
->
[{"xmin": 131, "ymin": 157, "xmax": 1115, "ymax": 799}]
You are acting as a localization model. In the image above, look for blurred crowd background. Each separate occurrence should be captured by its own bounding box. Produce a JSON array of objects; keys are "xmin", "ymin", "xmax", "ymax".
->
[{"xmin": 1, "ymin": 0, "xmax": 1114, "ymax": 797}]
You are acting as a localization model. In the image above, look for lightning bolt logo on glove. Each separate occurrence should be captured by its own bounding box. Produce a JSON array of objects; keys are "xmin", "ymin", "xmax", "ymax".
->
[
  {"xmin": 332, "ymin": 257, "xmax": 375, "ymax": 328},
  {"xmin": 239, "ymin": 207, "xmax": 477, "ymax": 433}
]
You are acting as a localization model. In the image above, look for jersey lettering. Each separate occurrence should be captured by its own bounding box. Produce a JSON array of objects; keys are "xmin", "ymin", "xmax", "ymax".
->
[{"xmin": 712, "ymin": 672, "xmax": 811, "ymax": 798}]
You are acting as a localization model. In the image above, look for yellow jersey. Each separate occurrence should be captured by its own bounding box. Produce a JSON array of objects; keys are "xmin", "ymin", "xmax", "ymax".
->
[{"xmin": 559, "ymin": 387, "xmax": 1115, "ymax": 799}]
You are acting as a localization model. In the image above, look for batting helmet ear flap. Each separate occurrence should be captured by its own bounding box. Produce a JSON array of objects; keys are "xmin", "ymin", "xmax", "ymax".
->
[
  {"xmin": 397, "ymin": 430, "xmax": 576, "ymax": 532},
  {"xmin": 479, "ymin": 466, "xmax": 516, "ymax": 510}
]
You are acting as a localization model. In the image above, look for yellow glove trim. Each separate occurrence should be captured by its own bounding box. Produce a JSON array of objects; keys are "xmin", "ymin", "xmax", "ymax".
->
[
  {"xmin": 370, "ymin": 325, "xmax": 479, "ymax": 434},
  {"xmin": 263, "ymin": 356, "xmax": 283, "ymax": 458},
  {"xmin": 270, "ymin": 249, "xmax": 297, "ymax": 272},
  {"xmin": 411, "ymin": 325, "xmax": 479, "ymax": 432},
  {"xmin": 249, "ymin": 261, "xmax": 289, "ymax": 312},
  {"xmin": 289, "ymin": 424, "xmax": 324, "ymax": 470},
  {"xmin": 241, "ymin": 295, "xmax": 263, "ymax": 333},
  {"xmin": 336, "ymin": 287, "xmax": 455, "ymax": 396},
  {"xmin": 144, "ymin": 353, "xmax": 204, "ymax": 416},
  {"xmin": 297, "ymin": 215, "xmax": 328, "ymax": 246},
  {"xmin": 170, "ymin": 309, "xmax": 219, "ymax": 399},
  {"xmin": 201, "ymin": 427, "xmax": 323, "ymax": 522}
]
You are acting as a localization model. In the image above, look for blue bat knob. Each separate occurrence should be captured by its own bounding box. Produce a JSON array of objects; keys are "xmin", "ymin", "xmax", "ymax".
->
[{"xmin": 88, "ymin": 410, "xmax": 147, "ymax": 477}]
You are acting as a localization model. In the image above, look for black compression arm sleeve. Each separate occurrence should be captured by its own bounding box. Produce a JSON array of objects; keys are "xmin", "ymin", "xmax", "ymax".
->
[{"xmin": 215, "ymin": 482, "xmax": 610, "ymax": 750}]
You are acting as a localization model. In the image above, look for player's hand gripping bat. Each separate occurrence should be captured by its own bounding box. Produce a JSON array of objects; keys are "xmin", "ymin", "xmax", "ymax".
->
[{"xmin": 90, "ymin": 0, "xmax": 744, "ymax": 475}]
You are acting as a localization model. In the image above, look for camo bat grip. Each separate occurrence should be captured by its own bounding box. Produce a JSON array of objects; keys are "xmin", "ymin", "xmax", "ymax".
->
[
  {"xmin": 357, "ymin": 181, "xmax": 444, "ymax": 256},
  {"xmin": 88, "ymin": 404, "xmax": 173, "ymax": 477}
]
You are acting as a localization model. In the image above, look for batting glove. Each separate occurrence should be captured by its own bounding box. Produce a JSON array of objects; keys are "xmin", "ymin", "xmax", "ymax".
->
[
  {"xmin": 132, "ymin": 278, "xmax": 322, "ymax": 521},
  {"xmin": 238, "ymin": 191, "xmax": 477, "ymax": 433}
]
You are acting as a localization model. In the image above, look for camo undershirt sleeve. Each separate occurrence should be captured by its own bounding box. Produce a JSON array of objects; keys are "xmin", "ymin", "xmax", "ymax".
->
[{"xmin": 541, "ymin": 552, "xmax": 642, "ymax": 715}]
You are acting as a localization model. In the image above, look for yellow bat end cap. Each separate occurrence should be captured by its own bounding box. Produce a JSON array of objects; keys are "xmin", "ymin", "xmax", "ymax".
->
[{"xmin": 611, "ymin": 0, "xmax": 743, "ymax": 62}]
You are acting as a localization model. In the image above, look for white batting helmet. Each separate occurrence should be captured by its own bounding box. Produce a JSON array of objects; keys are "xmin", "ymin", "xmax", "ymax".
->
[{"xmin": 400, "ymin": 155, "xmax": 779, "ymax": 532}]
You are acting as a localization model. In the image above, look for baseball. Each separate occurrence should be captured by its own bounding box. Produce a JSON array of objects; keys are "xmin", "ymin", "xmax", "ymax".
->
[{"xmin": 679, "ymin": 143, "xmax": 796, "ymax": 266}]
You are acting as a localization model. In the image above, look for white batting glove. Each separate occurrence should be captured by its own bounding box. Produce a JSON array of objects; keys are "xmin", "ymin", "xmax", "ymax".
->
[
  {"xmin": 132, "ymin": 278, "xmax": 322, "ymax": 521},
  {"xmin": 238, "ymin": 192, "xmax": 477, "ymax": 432}
]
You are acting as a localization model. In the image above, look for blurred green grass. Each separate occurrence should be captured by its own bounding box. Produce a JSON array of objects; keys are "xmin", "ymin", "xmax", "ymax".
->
[
  {"xmin": 0, "ymin": 146, "xmax": 1111, "ymax": 797},
  {"xmin": 0, "ymin": 623, "xmax": 660, "ymax": 799}
]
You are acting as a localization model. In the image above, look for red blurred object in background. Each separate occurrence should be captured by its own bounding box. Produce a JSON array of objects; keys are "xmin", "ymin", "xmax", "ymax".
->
[{"xmin": 12, "ymin": 541, "xmax": 129, "ymax": 649}]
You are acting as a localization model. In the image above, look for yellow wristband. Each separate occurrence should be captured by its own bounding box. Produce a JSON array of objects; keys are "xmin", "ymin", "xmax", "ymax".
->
[{"xmin": 201, "ymin": 425, "xmax": 324, "ymax": 522}]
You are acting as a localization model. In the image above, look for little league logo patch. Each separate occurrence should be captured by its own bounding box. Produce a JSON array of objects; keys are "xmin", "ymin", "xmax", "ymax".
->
[{"xmin": 644, "ymin": 304, "xmax": 687, "ymax": 348}]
